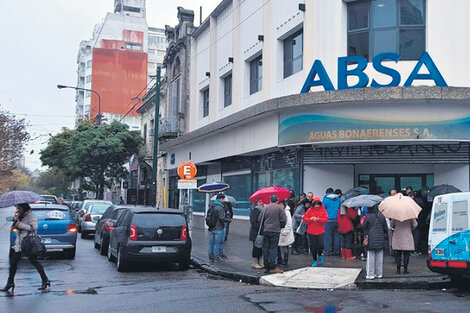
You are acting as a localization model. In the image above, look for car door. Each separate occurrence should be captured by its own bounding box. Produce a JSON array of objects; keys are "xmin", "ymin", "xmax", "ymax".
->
[
  {"xmin": 110, "ymin": 210, "xmax": 131, "ymax": 255},
  {"xmin": 96, "ymin": 206, "xmax": 114, "ymax": 243}
]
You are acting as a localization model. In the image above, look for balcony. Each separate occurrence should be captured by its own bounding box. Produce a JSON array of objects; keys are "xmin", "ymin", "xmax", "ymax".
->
[{"xmin": 158, "ymin": 116, "xmax": 178, "ymax": 140}]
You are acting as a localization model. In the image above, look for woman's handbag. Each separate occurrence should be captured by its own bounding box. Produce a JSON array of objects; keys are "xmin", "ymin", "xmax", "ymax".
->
[
  {"xmin": 254, "ymin": 210, "xmax": 266, "ymax": 249},
  {"xmin": 295, "ymin": 220, "xmax": 308, "ymax": 235},
  {"xmin": 21, "ymin": 234, "xmax": 46, "ymax": 257}
]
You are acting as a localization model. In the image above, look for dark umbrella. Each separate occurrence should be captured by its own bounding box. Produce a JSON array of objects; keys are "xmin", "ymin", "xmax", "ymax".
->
[
  {"xmin": 427, "ymin": 184, "xmax": 462, "ymax": 201},
  {"xmin": 0, "ymin": 190, "xmax": 41, "ymax": 208},
  {"xmin": 342, "ymin": 194, "xmax": 383, "ymax": 208},
  {"xmin": 341, "ymin": 187, "xmax": 368, "ymax": 202},
  {"xmin": 197, "ymin": 182, "xmax": 231, "ymax": 193}
]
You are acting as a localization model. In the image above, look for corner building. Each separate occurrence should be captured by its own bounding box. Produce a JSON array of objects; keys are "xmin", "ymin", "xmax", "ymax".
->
[{"xmin": 159, "ymin": 0, "xmax": 470, "ymax": 235}]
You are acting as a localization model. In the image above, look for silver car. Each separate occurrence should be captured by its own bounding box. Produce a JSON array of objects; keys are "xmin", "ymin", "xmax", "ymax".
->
[{"xmin": 78, "ymin": 200, "xmax": 112, "ymax": 238}]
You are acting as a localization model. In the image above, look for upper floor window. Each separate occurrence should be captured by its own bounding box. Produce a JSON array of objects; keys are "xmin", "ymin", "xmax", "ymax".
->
[
  {"xmin": 283, "ymin": 29, "xmax": 303, "ymax": 78},
  {"xmin": 202, "ymin": 88, "xmax": 209, "ymax": 118},
  {"xmin": 171, "ymin": 79, "xmax": 180, "ymax": 117},
  {"xmin": 143, "ymin": 123, "xmax": 147, "ymax": 143},
  {"xmin": 86, "ymin": 60, "xmax": 92, "ymax": 68},
  {"xmin": 224, "ymin": 75, "xmax": 232, "ymax": 107},
  {"xmin": 86, "ymin": 91, "xmax": 91, "ymax": 98},
  {"xmin": 86, "ymin": 75, "xmax": 92, "ymax": 83},
  {"xmin": 347, "ymin": 0, "xmax": 425, "ymax": 61},
  {"xmin": 250, "ymin": 55, "xmax": 262, "ymax": 95}
]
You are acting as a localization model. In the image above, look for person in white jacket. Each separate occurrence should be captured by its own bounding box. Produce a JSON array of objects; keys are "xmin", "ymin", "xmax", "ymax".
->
[{"xmin": 278, "ymin": 200, "xmax": 295, "ymax": 266}]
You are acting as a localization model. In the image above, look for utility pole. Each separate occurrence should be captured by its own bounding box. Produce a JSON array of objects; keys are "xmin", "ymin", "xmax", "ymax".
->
[{"xmin": 151, "ymin": 67, "xmax": 161, "ymax": 207}]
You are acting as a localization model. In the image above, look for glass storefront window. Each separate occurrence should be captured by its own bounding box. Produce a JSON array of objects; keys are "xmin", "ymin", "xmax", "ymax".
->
[
  {"xmin": 255, "ymin": 169, "xmax": 300, "ymax": 199},
  {"xmin": 191, "ymin": 179, "xmax": 207, "ymax": 213},
  {"xmin": 223, "ymin": 174, "xmax": 252, "ymax": 216},
  {"xmin": 372, "ymin": 0, "xmax": 397, "ymax": 28},
  {"xmin": 400, "ymin": 0, "xmax": 425, "ymax": 25},
  {"xmin": 400, "ymin": 176, "xmax": 422, "ymax": 192}
]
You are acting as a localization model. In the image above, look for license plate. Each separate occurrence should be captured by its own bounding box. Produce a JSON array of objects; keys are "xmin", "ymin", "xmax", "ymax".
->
[
  {"xmin": 152, "ymin": 246, "xmax": 166, "ymax": 253},
  {"xmin": 43, "ymin": 238, "xmax": 52, "ymax": 244}
]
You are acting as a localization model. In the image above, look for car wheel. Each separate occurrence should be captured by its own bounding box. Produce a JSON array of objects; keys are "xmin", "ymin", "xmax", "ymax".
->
[
  {"xmin": 107, "ymin": 243, "xmax": 116, "ymax": 262},
  {"xmin": 64, "ymin": 247, "xmax": 76, "ymax": 259},
  {"xmin": 450, "ymin": 276, "xmax": 469, "ymax": 289},
  {"xmin": 116, "ymin": 247, "xmax": 129, "ymax": 272},
  {"xmin": 81, "ymin": 231, "xmax": 88, "ymax": 239},
  {"xmin": 77, "ymin": 224, "xmax": 82, "ymax": 233},
  {"xmin": 99, "ymin": 236, "xmax": 108, "ymax": 256},
  {"xmin": 94, "ymin": 237, "xmax": 100, "ymax": 249},
  {"xmin": 178, "ymin": 258, "xmax": 190, "ymax": 271}
]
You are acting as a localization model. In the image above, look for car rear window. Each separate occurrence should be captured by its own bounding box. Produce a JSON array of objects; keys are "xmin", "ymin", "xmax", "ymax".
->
[
  {"xmin": 33, "ymin": 209, "xmax": 71, "ymax": 220},
  {"xmin": 41, "ymin": 196, "xmax": 57, "ymax": 203},
  {"xmin": 84, "ymin": 202, "xmax": 110, "ymax": 210},
  {"xmin": 90, "ymin": 205, "xmax": 110, "ymax": 214},
  {"xmin": 132, "ymin": 213, "xmax": 186, "ymax": 228}
]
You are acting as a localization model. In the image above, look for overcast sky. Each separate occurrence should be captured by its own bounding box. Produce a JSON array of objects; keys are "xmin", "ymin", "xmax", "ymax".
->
[{"xmin": 0, "ymin": 0, "xmax": 220, "ymax": 171}]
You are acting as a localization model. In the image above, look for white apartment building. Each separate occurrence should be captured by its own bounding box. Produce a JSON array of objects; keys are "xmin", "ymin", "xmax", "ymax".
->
[{"xmin": 159, "ymin": 0, "xmax": 470, "ymax": 234}]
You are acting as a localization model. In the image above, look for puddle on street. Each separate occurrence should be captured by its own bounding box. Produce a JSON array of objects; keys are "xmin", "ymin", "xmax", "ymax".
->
[
  {"xmin": 65, "ymin": 288, "xmax": 98, "ymax": 295},
  {"xmin": 304, "ymin": 306, "xmax": 342, "ymax": 313}
]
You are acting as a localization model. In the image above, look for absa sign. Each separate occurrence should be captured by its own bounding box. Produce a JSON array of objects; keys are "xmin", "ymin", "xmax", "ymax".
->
[{"xmin": 300, "ymin": 52, "xmax": 447, "ymax": 93}]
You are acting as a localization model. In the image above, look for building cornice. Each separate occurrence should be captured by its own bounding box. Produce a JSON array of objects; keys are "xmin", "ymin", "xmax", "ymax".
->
[{"xmin": 160, "ymin": 86, "xmax": 470, "ymax": 152}]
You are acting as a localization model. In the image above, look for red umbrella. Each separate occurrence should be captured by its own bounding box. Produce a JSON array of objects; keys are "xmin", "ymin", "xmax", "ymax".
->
[{"xmin": 249, "ymin": 186, "xmax": 290, "ymax": 204}]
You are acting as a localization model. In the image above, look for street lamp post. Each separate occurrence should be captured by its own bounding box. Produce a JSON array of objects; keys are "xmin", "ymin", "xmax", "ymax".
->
[{"xmin": 57, "ymin": 84, "xmax": 102, "ymax": 125}]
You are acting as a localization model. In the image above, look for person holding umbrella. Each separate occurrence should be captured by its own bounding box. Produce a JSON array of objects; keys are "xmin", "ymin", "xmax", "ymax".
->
[
  {"xmin": 1, "ymin": 203, "xmax": 50, "ymax": 292},
  {"xmin": 391, "ymin": 217, "xmax": 418, "ymax": 274}
]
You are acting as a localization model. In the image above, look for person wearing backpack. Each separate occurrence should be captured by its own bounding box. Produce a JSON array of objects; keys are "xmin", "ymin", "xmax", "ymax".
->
[{"xmin": 207, "ymin": 194, "xmax": 231, "ymax": 263}]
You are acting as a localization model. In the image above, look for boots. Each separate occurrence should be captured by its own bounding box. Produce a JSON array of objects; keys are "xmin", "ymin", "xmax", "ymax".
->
[
  {"xmin": 345, "ymin": 249, "xmax": 356, "ymax": 260},
  {"xmin": 38, "ymin": 280, "xmax": 51, "ymax": 290},
  {"xmin": 251, "ymin": 258, "xmax": 262, "ymax": 269},
  {"xmin": 0, "ymin": 281, "xmax": 14, "ymax": 292},
  {"xmin": 395, "ymin": 255, "xmax": 401, "ymax": 274},
  {"xmin": 341, "ymin": 248, "xmax": 346, "ymax": 259},
  {"xmin": 403, "ymin": 253, "xmax": 410, "ymax": 274}
]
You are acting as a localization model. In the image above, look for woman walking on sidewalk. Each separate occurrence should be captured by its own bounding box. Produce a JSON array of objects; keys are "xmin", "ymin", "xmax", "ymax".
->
[
  {"xmin": 278, "ymin": 200, "xmax": 295, "ymax": 266},
  {"xmin": 391, "ymin": 218, "xmax": 418, "ymax": 274},
  {"xmin": 249, "ymin": 200, "xmax": 264, "ymax": 269},
  {"xmin": 362, "ymin": 204, "xmax": 388, "ymax": 279},
  {"xmin": 302, "ymin": 197, "xmax": 328, "ymax": 267}
]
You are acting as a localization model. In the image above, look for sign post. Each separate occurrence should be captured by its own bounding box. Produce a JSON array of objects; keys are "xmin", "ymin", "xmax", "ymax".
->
[{"xmin": 177, "ymin": 161, "xmax": 197, "ymax": 237}]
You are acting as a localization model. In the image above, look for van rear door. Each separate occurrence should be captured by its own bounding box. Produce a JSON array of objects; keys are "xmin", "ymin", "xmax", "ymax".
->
[
  {"xmin": 448, "ymin": 198, "xmax": 469, "ymax": 261},
  {"xmin": 429, "ymin": 198, "xmax": 450, "ymax": 261}
]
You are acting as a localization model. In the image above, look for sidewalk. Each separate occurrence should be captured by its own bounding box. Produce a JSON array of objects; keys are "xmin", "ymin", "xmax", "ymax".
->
[{"xmin": 190, "ymin": 227, "xmax": 450, "ymax": 290}]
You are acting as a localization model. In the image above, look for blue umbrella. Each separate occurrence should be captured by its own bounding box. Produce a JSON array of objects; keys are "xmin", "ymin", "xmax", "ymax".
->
[
  {"xmin": 197, "ymin": 182, "xmax": 231, "ymax": 193},
  {"xmin": 0, "ymin": 190, "xmax": 41, "ymax": 208}
]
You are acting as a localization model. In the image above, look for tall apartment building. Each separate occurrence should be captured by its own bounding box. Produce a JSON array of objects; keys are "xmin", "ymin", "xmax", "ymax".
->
[{"xmin": 74, "ymin": 0, "xmax": 167, "ymax": 129}]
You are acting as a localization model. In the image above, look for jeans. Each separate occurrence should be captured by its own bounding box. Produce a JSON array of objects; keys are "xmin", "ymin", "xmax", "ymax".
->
[
  {"xmin": 262, "ymin": 232, "xmax": 280, "ymax": 270},
  {"xmin": 208, "ymin": 229, "xmax": 224, "ymax": 260},
  {"xmin": 308, "ymin": 233, "xmax": 324, "ymax": 261},
  {"xmin": 219, "ymin": 225, "xmax": 227, "ymax": 256},
  {"xmin": 324, "ymin": 220, "xmax": 341, "ymax": 255},
  {"xmin": 340, "ymin": 231, "xmax": 353, "ymax": 249},
  {"xmin": 366, "ymin": 249, "xmax": 384, "ymax": 278}
]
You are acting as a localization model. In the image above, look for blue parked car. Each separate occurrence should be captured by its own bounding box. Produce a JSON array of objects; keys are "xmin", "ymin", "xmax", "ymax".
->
[{"xmin": 9, "ymin": 204, "xmax": 78, "ymax": 259}]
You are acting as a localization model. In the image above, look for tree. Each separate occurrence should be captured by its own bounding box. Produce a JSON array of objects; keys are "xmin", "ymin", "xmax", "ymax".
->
[
  {"xmin": 34, "ymin": 168, "xmax": 71, "ymax": 197},
  {"xmin": 0, "ymin": 168, "xmax": 31, "ymax": 194},
  {"xmin": 41, "ymin": 121, "xmax": 142, "ymax": 199},
  {"xmin": 0, "ymin": 107, "xmax": 29, "ymax": 178}
]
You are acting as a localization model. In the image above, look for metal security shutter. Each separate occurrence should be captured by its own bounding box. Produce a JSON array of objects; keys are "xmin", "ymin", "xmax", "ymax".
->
[{"xmin": 303, "ymin": 143, "xmax": 470, "ymax": 164}]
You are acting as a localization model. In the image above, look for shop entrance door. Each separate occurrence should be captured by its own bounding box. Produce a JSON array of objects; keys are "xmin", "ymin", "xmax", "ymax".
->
[{"xmin": 365, "ymin": 174, "xmax": 432, "ymax": 195}]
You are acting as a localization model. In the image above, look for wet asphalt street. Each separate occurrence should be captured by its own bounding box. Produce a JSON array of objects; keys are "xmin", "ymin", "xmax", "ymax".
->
[{"xmin": 1, "ymin": 207, "xmax": 470, "ymax": 313}]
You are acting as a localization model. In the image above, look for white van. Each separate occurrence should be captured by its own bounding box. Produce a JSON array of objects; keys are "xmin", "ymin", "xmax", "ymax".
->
[{"xmin": 428, "ymin": 192, "xmax": 470, "ymax": 282}]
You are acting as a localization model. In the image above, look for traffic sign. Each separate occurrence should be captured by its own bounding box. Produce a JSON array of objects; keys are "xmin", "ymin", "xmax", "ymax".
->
[
  {"xmin": 178, "ymin": 179, "xmax": 197, "ymax": 189},
  {"xmin": 178, "ymin": 161, "xmax": 197, "ymax": 180}
]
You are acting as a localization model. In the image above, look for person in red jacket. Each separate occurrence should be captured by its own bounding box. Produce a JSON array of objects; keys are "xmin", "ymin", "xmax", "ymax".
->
[
  {"xmin": 338, "ymin": 207, "xmax": 358, "ymax": 260},
  {"xmin": 302, "ymin": 197, "xmax": 329, "ymax": 267}
]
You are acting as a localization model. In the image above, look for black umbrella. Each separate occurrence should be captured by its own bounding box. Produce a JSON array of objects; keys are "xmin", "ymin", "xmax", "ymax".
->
[
  {"xmin": 341, "ymin": 186, "xmax": 368, "ymax": 202},
  {"xmin": 427, "ymin": 184, "xmax": 462, "ymax": 201}
]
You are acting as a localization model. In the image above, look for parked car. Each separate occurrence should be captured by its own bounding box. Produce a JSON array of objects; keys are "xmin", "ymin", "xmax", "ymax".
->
[
  {"xmin": 107, "ymin": 206, "xmax": 191, "ymax": 272},
  {"xmin": 78, "ymin": 200, "xmax": 112, "ymax": 238},
  {"xmin": 8, "ymin": 203, "xmax": 77, "ymax": 259},
  {"xmin": 94, "ymin": 205, "xmax": 126, "ymax": 255},
  {"xmin": 40, "ymin": 195, "xmax": 58, "ymax": 204}
]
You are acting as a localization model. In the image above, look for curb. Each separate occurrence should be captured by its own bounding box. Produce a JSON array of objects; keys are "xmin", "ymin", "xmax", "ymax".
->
[
  {"xmin": 355, "ymin": 274, "xmax": 451, "ymax": 290},
  {"xmin": 191, "ymin": 256, "xmax": 260, "ymax": 285}
]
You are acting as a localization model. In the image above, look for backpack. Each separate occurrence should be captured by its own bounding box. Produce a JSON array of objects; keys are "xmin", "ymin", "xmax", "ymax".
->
[{"xmin": 205, "ymin": 204, "xmax": 219, "ymax": 229}]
